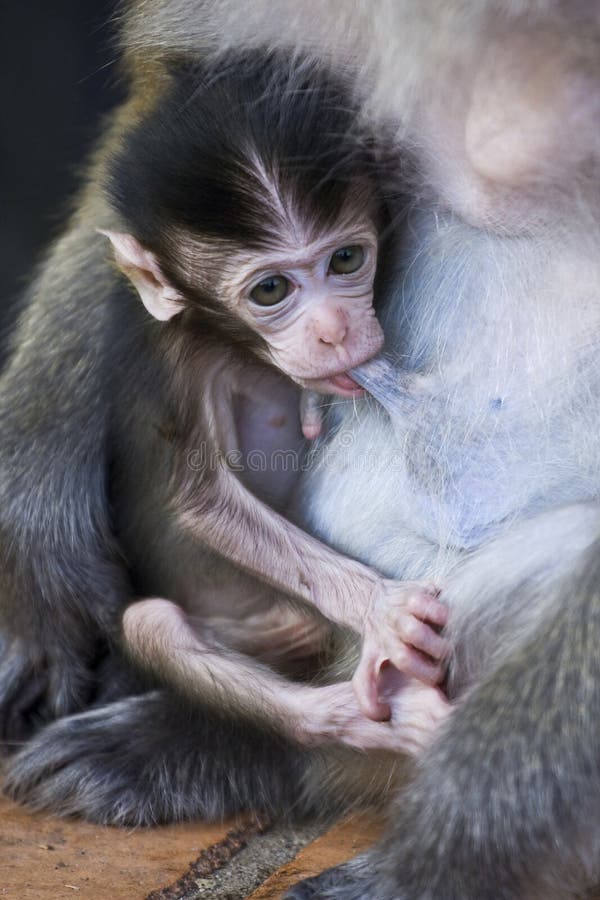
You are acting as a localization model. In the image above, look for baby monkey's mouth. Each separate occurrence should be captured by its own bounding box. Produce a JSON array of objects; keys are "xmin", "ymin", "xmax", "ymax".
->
[
  {"xmin": 327, "ymin": 372, "xmax": 364, "ymax": 394},
  {"xmin": 303, "ymin": 371, "xmax": 365, "ymax": 397}
]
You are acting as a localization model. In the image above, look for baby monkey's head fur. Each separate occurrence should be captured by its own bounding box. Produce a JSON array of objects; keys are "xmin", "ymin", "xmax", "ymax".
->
[{"xmin": 105, "ymin": 50, "xmax": 387, "ymax": 394}]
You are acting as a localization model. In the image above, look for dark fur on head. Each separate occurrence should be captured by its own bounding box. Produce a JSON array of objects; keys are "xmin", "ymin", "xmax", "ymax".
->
[{"xmin": 107, "ymin": 52, "xmax": 384, "ymax": 331}]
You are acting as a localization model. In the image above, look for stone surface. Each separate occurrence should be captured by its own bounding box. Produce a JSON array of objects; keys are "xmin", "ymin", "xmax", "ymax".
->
[
  {"xmin": 247, "ymin": 814, "xmax": 382, "ymax": 900},
  {"xmin": 146, "ymin": 821, "xmax": 323, "ymax": 900}
]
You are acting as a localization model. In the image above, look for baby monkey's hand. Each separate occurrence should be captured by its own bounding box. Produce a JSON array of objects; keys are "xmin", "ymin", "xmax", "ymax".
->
[{"xmin": 354, "ymin": 580, "xmax": 450, "ymax": 721}]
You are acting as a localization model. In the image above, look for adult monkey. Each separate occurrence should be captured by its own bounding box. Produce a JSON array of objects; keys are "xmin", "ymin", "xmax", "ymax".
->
[
  {"xmin": 2, "ymin": 4, "xmax": 600, "ymax": 900},
  {"xmin": 125, "ymin": 1, "xmax": 600, "ymax": 899}
]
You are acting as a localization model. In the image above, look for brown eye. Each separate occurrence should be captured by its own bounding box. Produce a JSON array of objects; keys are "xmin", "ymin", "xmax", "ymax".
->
[
  {"xmin": 328, "ymin": 245, "xmax": 365, "ymax": 275},
  {"xmin": 250, "ymin": 275, "xmax": 290, "ymax": 306}
]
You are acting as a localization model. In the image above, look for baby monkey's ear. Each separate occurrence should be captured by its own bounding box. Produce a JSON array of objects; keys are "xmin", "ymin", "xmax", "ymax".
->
[{"xmin": 99, "ymin": 230, "xmax": 185, "ymax": 321}]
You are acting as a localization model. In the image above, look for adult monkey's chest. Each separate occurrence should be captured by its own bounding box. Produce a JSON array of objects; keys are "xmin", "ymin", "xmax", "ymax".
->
[
  {"xmin": 395, "ymin": 347, "xmax": 600, "ymax": 549},
  {"xmin": 381, "ymin": 208, "xmax": 600, "ymax": 550}
]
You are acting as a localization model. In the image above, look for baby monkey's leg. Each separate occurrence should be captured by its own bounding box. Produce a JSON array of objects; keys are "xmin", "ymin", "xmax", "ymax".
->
[{"xmin": 123, "ymin": 598, "xmax": 450, "ymax": 755}]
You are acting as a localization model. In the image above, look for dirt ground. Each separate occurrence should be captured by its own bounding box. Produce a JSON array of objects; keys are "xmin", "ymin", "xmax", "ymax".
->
[
  {"xmin": 0, "ymin": 795, "xmax": 381, "ymax": 899},
  {"xmin": 6, "ymin": 789, "xmax": 600, "ymax": 899}
]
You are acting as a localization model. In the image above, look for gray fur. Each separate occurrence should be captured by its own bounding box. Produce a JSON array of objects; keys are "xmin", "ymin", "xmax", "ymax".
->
[
  {"xmin": 0, "ymin": 186, "xmax": 133, "ymax": 729},
  {"xmin": 3, "ymin": 692, "xmax": 317, "ymax": 826}
]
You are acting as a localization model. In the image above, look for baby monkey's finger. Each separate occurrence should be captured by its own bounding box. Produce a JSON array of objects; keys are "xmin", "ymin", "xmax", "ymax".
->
[
  {"xmin": 389, "ymin": 644, "xmax": 447, "ymax": 686},
  {"xmin": 406, "ymin": 590, "xmax": 449, "ymax": 628},
  {"xmin": 398, "ymin": 615, "xmax": 451, "ymax": 662}
]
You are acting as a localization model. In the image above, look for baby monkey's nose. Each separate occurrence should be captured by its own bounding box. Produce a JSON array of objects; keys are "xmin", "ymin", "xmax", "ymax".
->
[{"xmin": 312, "ymin": 305, "xmax": 348, "ymax": 347}]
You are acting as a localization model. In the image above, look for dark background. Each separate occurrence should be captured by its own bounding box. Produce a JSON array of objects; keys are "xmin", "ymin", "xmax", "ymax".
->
[{"xmin": 0, "ymin": 1, "xmax": 121, "ymax": 321}]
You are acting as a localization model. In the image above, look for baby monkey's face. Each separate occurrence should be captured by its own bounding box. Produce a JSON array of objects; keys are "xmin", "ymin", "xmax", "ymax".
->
[
  {"xmin": 102, "ymin": 208, "xmax": 384, "ymax": 397},
  {"xmin": 223, "ymin": 217, "xmax": 384, "ymax": 396}
]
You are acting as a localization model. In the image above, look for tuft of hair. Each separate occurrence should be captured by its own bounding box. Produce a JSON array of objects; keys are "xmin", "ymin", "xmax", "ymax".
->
[{"xmin": 107, "ymin": 51, "xmax": 380, "ymax": 258}]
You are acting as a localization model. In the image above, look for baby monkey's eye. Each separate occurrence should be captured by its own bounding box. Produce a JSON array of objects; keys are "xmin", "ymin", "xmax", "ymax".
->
[
  {"xmin": 250, "ymin": 275, "xmax": 290, "ymax": 306},
  {"xmin": 328, "ymin": 245, "xmax": 365, "ymax": 275}
]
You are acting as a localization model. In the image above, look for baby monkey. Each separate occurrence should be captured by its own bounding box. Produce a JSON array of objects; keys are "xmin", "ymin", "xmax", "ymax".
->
[{"xmin": 104, "ymin": 52, "xmax": 449, "ymax": 754}]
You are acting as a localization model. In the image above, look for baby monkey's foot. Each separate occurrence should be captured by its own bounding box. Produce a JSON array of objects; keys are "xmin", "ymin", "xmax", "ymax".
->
[{"xmin": 355, "ymin": 580, "xmax": 450, "ymax": 720}]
